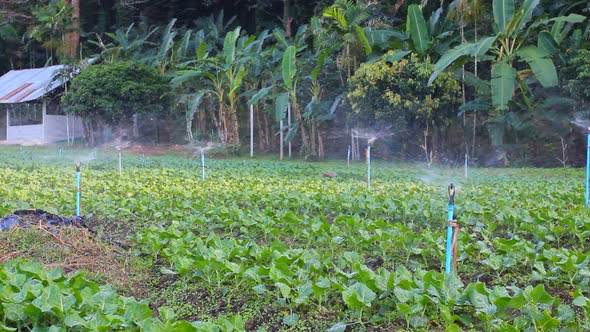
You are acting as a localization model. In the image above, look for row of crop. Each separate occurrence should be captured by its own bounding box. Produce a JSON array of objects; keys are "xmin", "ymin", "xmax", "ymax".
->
[
  {"xmin": 1, "ymin": 165, "xmax": 588, "ymax": 263},
  {"xmin": 0, "ymin": 259, "xmax": 244, "ymax": 331},
  {"xmin": 1, "ymin": 165, "xmax": 587, "ymax": 248},
  {"xmin": 135, "ymin": 220, "xmax": 590, "ymax": 330}
]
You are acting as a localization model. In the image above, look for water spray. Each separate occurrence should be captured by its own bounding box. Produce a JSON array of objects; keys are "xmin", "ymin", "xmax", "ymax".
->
[
  {"xmin": 586, "ymin": 129, "xmax": 590, "ymax": 207},
  {"xmin": 445, "ymin": 184, "xmax": 459, "ymax": 273},
  {"xmin": 75, "ymin": 162, "xmax": 81, "ymax": 217},
  {"xmin": 347, "ymin": 145, "xmax": 351, "ymax": 166},
  {"xmin": 464, "ymin": 153, "xmax": 468, "ymax": 178},
  {"xmin": 201, "ymin": 147, "xmax": 206, "ymax": 180},
  {"xmin": 118, "ymin": 151, "xmax": 122, "ymax": 175}
]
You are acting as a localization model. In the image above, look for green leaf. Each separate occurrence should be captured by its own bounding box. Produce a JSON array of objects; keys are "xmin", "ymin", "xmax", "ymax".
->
[
  {"xmin": 323, "ymin": 5, "xmax": 348, "ymax": 30},
  {"xmin": 158, "ymin": 306, "xmax": 177, "ymax": 321},
  {"xmin": 493, "ymin": 0, "xmax": 515, "ymax": 33},
  {"xmin": 196, "ymin": 41, "xmax": 208, "ymax": 59},
  {"xmin": 573, "ymin": 296, "xmax": 587, "ymax": 307},
  {"xmin": 364, "ymin": 28, "xmax": 407, "ymax": 47},
  {"xmin": 385, "ymin": 51, "xmax": 411, "ymax": 64},
  {"xmin": 3, "ymin": 303, "xmax": 26, "ymax": 321},
  {"xmin": 529, "ymin": 284, "xmax": 554, "ymax": 304},
  {"xmin": 491, "ymin": 61, "xmax": 516, "ymax": 110},
  {"xmin": 471, "ymin": 36, "xmax": 498, "ymax": 57},
  {"xmin": 537, "ymin": 31, "xmax": 558, "ymax": 55},
  {"xmin": 282, "ymin": 313, "xmax": 299, "ymax": 326},
  {"xmin": 556, "ymin": 304, "xmax": 574, "ymax": 323},
  {"xmin": 253, "ymin": 284, "xmax": 268, "ymax": 295},
  {"xmin": 124, "ymin": 302, "xmax": 153, "ymax": 322},
  {"xmin": 223, "ymin": 27, "xmax": 240, "ymax": 65},
  {"xmin": 406, "ymin": 5, "xmax": 430, "ymax": 55},
  {"xmin": 326, "ymin": 322, "xmax": 347, "ymax": 332},
  {"xmin": 282, "ymin": 46, "xmax": 297, "ymax": 90},
  {"xmin": 275, "ymin": 282, "xmax": 291, "ymax": 298},
  {"xmin": 352, "ymin": 24, "xmax": 371, "ymax": 55},
  {"xmin": 311, "ymin": 48, "xmax": 332, "ymax": 81},
  {"xmin": 247, "ymin": 86, "xmax": 273, "ymax": 106},
  {"xmin": 275, "ymin": 92, "xmax": 289, "ymax": 122},
  {"xmin": 544, "ymin": 14, "xmax": 587, "ymax": 25},
  {"xmin": 65, "ymin": 312, "xmax": 88, "ymax": 328},
  {"xmin": 459, "ymin": 100, "xmax": 490, "ymax": 114},
  {"xmin": 569, "ymin": 29, "xmax": 583, "ymax": 51},
  {"xmin": 157, "ymin": 18, "xmax": 177, "ymax": 62},
  {"xmin": 506, "ymin": 0, "xmax": 539, "ymax": 37},
  {"xmin": 160, "ymin": 267, "xmax": 178, "ymax": 275},
  {"xmin": 342, "ymin": 282, "xmax": 376, "ymax": 309},
  {"xmin": 516, "ymin": 46, "xmax": 558, "ymax": 87},
  {"xmin": 0, "ymin": 324, "xmax": 16, "ymax": 332},
  {"xmin": 469, "ymin": 284, "xmax": 497, "ymax": 315},
  {"xmin": 428, "ymin": 36, "xmax": 496, "ymax": 85}
]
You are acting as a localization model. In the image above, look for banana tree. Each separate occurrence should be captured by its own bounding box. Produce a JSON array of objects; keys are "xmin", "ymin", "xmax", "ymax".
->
[
  {"xmin": 247, "ymin": 26, "xmax": 312, "ymax": 156},
  {"xmin": 90, "ymin": 23, "xmax": 158, "ymax": 63},
  {"xmin": 429, "ymin": 0, "xmax": 586, "ymax": 162},
  {"xmin": 360, "ymin": 4, "xmax": 457, "ymax": 66},
  {"xmin": 429, "ymin": 0, "xmax": 586, "ymax": 110},
  {"xmin": 242, "ymin": 30, "xmax": 276, "ymax": 152},
  {"xmin": 174, "ymin": 27, "xmax": 252, "ymax": 145}
]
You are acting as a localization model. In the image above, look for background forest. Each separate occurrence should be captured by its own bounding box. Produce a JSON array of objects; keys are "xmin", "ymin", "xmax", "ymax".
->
[{"xmin": 1, "ymin": 0, "xmax": 589, "ymax": 166}]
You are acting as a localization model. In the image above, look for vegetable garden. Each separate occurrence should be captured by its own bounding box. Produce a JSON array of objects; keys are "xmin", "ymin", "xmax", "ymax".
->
[{"xmin": 0, "ymin": 147, "xmax": 589, "ymax": 331}]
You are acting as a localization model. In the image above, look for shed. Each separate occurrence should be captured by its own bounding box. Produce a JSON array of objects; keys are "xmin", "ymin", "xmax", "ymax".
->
[{"xmin": 0, "ymin": 65, "xmax": 83, "ymax": 144}]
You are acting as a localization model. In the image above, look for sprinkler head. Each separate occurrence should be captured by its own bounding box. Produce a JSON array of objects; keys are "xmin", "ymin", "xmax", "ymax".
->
[
  {"xmin": 75, "ymin": 162, "xmax": 81, "ymax": 172},
  {"xmin": 448, "ymin": 183, "xmax": 455, "ymax": 204}
]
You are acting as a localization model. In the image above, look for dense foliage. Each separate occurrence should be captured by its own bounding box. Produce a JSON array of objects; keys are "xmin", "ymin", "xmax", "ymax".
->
[
  {"xmin": 1, "ymin": 0, "xmax": 589, "ymax": 163},
  {"xmin": 348, "ymin": 55, "xmax": 461, "ymax": 130},
  {"xmin": 0, "ymin": 148, "xmax": 590, "ymax": 330},
  {"xmin": 566, "ymin": 49, "xmax": 590, "ymax": 103},
  {"xmin": 61, "ymin": 61, "xmax": 171, "ymax": 145}
]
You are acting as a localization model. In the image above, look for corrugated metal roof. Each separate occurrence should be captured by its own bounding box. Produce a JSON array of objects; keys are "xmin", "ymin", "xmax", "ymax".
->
[{"xmin": 0, "ymin": 65, "xmax": 68, "ymax": 104}]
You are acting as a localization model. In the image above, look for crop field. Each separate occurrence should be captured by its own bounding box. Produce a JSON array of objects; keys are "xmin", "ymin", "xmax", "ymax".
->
[{"xmin": 0, "ymin": 147, "xmax": 589, "ymax": 331}]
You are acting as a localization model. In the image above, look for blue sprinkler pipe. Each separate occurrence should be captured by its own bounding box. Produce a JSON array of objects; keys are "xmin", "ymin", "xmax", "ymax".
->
[
  {"xmin": 367, "ymin": 146, "xmax": 371, "ymax": 189},
  {"xmin": 201, "ymin": 147, "xmax": 206, "ymax": 180},
  {"xmin": 445, "ymin": 184, "xmax": 455, "ymax": 273},
  {"xmin": 586, "ymin": 131, "xmax": 590, "ymax": 207},
  {"xmin": 75, "ymin": 162, "xmax": 81, "ymax": 217}
]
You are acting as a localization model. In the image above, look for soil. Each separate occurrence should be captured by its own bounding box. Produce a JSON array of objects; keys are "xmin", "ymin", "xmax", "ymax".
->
[
  {"xmin": 0, "ymin": 213, "xmax": 146, "ymax": 299},
  {"xmin": 123, "ymin": 145, "xmax": 193, "ymax": 157}
]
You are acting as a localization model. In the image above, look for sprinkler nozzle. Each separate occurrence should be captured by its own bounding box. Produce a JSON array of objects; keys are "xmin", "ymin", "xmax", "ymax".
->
[
  {"xmin": 448, "ymin": 184, "xmax": 455, "ymax": 205},
  {"xmin": 75, "ymin": 162, "xmax": 81, "ymax": 172}
]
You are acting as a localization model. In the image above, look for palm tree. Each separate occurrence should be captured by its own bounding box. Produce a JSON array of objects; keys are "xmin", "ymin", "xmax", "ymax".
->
[{"xmin": 321, "ymin": 0, "xmax": 371, "ymax": 82}]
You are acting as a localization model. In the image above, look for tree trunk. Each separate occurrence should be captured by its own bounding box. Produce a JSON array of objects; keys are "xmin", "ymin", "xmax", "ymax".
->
[
  {"xmin": 65, "ymin": 0, "xmax": 80, "ymax": 58},
  {"xmin": 228, "ymin": 106, "xmax": 240, "ymax": 145},
  {"xmin": 264, "ymin": 110, "xmax": 274, "ymax": 150},
  {"xmin": 291, "ymin": 99, "xmax": 310, "ymax": 155},
  {"xmin": 310, "ymin": 122, "xmax": 317, "ymax": 157},
  {"xmin": 317, "ymin": 125, "xmax": 325, "ymax": 159},
  {"xmin": 256, "ymin": 106, "xmax": 267, "ymax": 151}
]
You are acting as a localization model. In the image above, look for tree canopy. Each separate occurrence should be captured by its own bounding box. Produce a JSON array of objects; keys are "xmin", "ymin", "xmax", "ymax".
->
[{"xmin": 61, "ymin": 61, "xmax": 170, "ymax": 144}]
